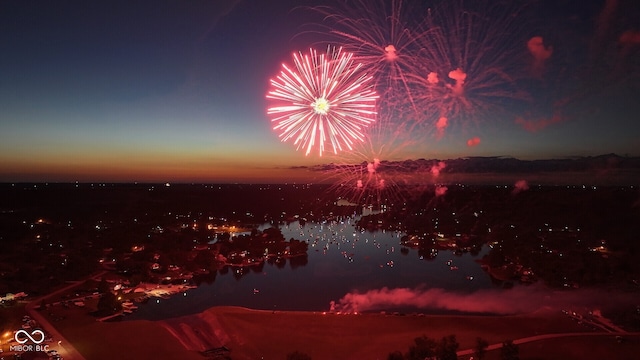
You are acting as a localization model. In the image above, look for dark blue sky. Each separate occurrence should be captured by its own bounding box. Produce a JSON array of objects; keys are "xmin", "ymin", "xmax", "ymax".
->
[{"xmin": 1, "ymin": 0, "xmax": 638, "ymax": 182}]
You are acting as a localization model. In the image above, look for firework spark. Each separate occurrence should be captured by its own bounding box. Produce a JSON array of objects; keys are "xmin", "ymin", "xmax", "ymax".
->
[{"xmin": 267, "ymin": 47, "xmax": 378, "ymax": 156}]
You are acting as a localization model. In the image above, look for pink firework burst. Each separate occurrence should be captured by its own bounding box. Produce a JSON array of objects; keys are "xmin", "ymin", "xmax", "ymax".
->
[{"xmin": 266, "ymin": 46, "xmax": 379, "ymax": 157}]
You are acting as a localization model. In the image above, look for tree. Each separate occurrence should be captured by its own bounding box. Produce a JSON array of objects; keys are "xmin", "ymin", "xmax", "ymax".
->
[
  {"xmin": 475, "ymin": 337, "xmax": 489, "ymax": 360},
  {"xmin": 436, "ymin": 335, "xmax": 459, "ymax": 360},
  {"xmin": 97, "ymin": 276, "xmax": 110, "ymax": 293},
  {"xmin": 406, "ymin": 335, "xmax": 436, "ymax": 360},
  {"xmin": 387, "ymin": 350, "xmax": 404, "ymax": 360},
  {"xmin": 96, "ymin": 292, "xmax": 122, "ymax": 316},
  {"xmin": 501, "ymin": 340, "xmax": 519, "ymax": 360}
]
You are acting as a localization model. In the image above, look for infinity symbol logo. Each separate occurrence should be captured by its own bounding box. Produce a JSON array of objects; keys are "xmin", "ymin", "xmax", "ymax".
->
[{"xmin": 14, "ymin": 329, "xmax": 45, "ymax": 344}]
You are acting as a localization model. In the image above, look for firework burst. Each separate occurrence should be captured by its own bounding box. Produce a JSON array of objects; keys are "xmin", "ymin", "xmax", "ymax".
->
[
  {"xmin": 410, "ymin": 0, "xmax": 533, "ymax": 135},
  {"xmin": 267, "ymin": 46, "xmax": 378, "ymax": 157},
  {"xmin": 313, "ymin": 0, "xmax": 428, "ymax": 114}
]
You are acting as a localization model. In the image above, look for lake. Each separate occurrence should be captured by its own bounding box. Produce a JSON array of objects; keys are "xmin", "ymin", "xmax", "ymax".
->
[{"xmin": 127, "ymin": 215, "xmax": 493, "ymax": 320}]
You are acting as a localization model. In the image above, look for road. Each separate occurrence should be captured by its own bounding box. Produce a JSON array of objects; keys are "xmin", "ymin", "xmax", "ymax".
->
[
  {"xmin": 456, "ymin": 331, "xmax": 640, "ymax": 357},
  {"xmin": 24, "ymin": 271, "xmax": 107, "ymax": 360}
]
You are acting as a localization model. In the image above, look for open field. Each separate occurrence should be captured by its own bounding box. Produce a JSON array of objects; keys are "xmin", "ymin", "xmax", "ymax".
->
[
  {"xmin": 49, "ymin": 306, "xmax": 202, "ymax": 360},
  {"xmin": 49, "ymin": 304, "xmax": 640, "ymax": 360},
  {"xmin": 56, "ymin": 307, "xmax": 581, "ymax": 359}
]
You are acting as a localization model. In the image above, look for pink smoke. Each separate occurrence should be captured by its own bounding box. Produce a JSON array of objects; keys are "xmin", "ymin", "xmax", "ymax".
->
[
  {"xmin": 512, "ymin": 179, "xmax": 529, "ymax": 195},
  {"xmin": 436, "ymin": 117, "xmax": 448, "ymax": 138},
  {"xmin": 367, "ymin": 158, "xmax": 381, "ymax": 174},
  {"xmin": 427, "ymin": 72, "xmax": 439, "ymax": 84},
  {"xmin": 447, "ymin": 68, "xmax": 467, "ymax": 96},
  {"xmin": 430, "ymin": 161, "xmax": 447, "ymax": 177},
  {"xmin": 515, "ymin": 113, "xmax": 564, "ymax": 132},
  {"xmin": 385, "ymin": 44, "xmax": 398, "ymax": 61},
  {"xmin": 467, "ymin": 137, "xmax": 481, "ymax": 147},
  {"xmin": 435, "ymin": 186, "xmax": 448, "ymax": 197},
  {"xmin": 527, "ymin": 36, "xmax": 553, "ymax": 76},
  {"xmin": 331, "ymin": 285, "xmax": 636, "ymax": 315}
]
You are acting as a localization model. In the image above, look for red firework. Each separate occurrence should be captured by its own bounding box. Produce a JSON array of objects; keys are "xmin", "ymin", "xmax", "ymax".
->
[{"xmin": 266, "ymin": 46, "xmax": 378, "ymax": 157}]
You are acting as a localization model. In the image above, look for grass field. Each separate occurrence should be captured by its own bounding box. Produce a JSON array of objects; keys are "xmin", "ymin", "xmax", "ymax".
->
[
  {"xmin": 50, "ymin": 305, "xmax": 640, "ymax": 360},
  {"xmin": 186, "ymin": 307, "xmax": 585, "ymax": 359}
]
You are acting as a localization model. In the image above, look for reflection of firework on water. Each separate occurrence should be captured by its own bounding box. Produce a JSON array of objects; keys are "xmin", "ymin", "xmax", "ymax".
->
[
  {"xmin": 410, "ymin": 0, "xmax": 532, "ymax": 135},
  {"xmin": 266, "ymin": 46, "xmax": 378, "ymax": 156},
  {"xmin": 314, "ymin": 0, "xmax": 428, "ymax": 114}
]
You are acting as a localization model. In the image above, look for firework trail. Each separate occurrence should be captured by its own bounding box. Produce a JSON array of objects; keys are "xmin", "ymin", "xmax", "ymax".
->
[{"xmin": 267, "ymin": 46, "xmax": 378, "ymax": 156}]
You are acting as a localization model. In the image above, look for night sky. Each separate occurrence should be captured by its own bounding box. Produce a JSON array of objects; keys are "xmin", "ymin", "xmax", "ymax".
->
[{"xmin": 1, "ymin": 0, "xmax": 638, "ymax": 183}]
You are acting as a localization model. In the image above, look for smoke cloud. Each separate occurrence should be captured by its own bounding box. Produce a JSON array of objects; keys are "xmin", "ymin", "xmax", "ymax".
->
[
  {"xmin": 447, "ymin": 68, "xmax": 467, "ymax": 96},
  {"xmin": 467, "ymin": 137, "xmax": 481, "ymax": 147},
  {"xmin": 527, "ymin": 36, "xmax": 553, "ymax": 76},
  {"xmin": 331, "ymin": 285, "xmax": 636, "ymax": 315},
  {"xmin": 427, "ymin": 72, "xmax": 439, "ymax": 84},
  {"xmin": 435, "ymin": 186, "xmax": 448, "ymax": 197},
  {"xmin": 515, "ymin": 113, "xmax": 564, "ymax": 132},
  {"xmin": 436, "ymin": 116, "xmax": 448, "ymax": 138},
  {"xmin": 512, "ymin": 179, "xmax": 529, "ymax": 195},
  {"xmin": 430, "ymin": 161, "xmax": 447, "ymax": 177}
]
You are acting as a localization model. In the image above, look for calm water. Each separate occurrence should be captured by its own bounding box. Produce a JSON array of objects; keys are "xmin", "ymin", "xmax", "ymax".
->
[{"xmin": 128, "ymin": 216, "xmax": 492, "ymax": 320}]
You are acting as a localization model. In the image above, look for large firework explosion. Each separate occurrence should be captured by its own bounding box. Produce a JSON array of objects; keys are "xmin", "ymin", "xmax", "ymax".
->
[
  {"xmin": 268, "ymin": 0, "xmax": 635, "ymax": 205},
  {"xmin": 266, "ymin": 46, "xmax": 378, "ymax": 157}
]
